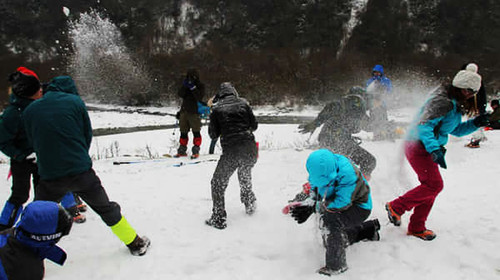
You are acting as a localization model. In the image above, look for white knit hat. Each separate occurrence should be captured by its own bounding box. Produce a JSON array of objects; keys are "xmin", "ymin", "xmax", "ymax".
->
[{"xmin": 452, "ymin": 63, "xmax": 482, "ymax": 91}]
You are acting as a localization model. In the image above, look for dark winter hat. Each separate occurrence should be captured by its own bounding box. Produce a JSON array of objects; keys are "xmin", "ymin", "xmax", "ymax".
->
[
  {"xmin": 452, "ymin": 63, "xmax": 482, "ymax": 92},
  {"xmin": 16, "ymin": 201, "xmax": 73, "ymax": 247},
  {"xmin": 306, "ymin": 149, "xmax": 338, "ymax": 188},
  {"xmin": 8, "ymin": 66, "xmax": 41, "ymax": 97},
  {"xmin": 491, "ymin": 99, "xmax": 499, "ymax": 107}
]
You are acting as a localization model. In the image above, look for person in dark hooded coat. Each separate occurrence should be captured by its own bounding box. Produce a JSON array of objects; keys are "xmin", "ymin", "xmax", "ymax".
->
[
  {"xmin": 205, "ymin": 82, "xmax": 258, "ymax": 229},
  {"xmin": 0, "ymin": 200, "xmax": 72, "ymax": 280},
  {"xmin": 23, "ymin": 76, "xmax": 150, "ymax": 256},
  {"xmin": 299, "ymin": 88, "xmax": 376, "ymax": 180},
  {"xmin": 175, "ymin": 69, "xmax": 206, "ymax": 158}
]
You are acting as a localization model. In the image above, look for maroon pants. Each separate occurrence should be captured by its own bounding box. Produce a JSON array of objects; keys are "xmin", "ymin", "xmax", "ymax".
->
[{"xmin": 390, "ymin": 141, "xmax": 443, "ymax": 232}]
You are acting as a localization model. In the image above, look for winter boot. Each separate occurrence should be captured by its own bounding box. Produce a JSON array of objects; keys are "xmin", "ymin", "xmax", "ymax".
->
[
  {"xmin": 175, "ymin": 143, "xmax": 188, "ymax": 158},
  {"xmin": 385, "ymin": 202, "xmax": 401, "ymax": 226},
  {"xmin": 367, "ymin": 219, "xmax": 381, "ymax": 241},
  {"xmin": 74, "ymin": 195, "xmax": 87, "ymax": 212},
  {"xmin": 205, "ymin": 212, "xmax": 227, "ymax": 229},
  {"xmin": 317, "ymin": 266, "xmax": 348, "ymax": 276},
  {"xmin": 407, "ymin": 229, "xmax": 436, "ymax": 241},
  {"xmin": 67, "ymin": 206, "xmax": 86, "ymax": 224},
  {"xmin": 0, "ymin": 202, "xmax": 22, "ymax": 231},
  {"xmin": 191, "ymin": 143, "xmax": 200, "ymax": 159},
  {"xmin": 127, "ymin": 235, "xmax": 151, "ymax": 256},
  {"xmin": 466, "ymin": 139, "xmax": 481, "ymax": 148},
  {"xmin": 244, "ymin": 201, "xmax": 256, "ymax": 215}
]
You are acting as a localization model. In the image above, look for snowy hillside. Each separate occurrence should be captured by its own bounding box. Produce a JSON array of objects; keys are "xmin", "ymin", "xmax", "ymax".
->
[{"xmin": 0, "ymin": 107, "xmax": 499, "ymax": 279}]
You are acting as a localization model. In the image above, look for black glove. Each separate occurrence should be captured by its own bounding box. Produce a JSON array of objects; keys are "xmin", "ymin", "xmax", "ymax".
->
[
  {"xmin": 290, "ymin": 205, "xmax": 314, "ymax": 224},
  {"xmin": 430, "ymin": 149, "xmax": 447, "ymax": 169},
  {"xmin": 473, "ymin": 114, "xmax": 491, "ymax": 127},
  {"xmin": 298, "ymin": 122, "xmax": 317, "ymax": 134},
  {"xmin": 175, "ymin": 111, "xmax": 181, "ymax": 120}
]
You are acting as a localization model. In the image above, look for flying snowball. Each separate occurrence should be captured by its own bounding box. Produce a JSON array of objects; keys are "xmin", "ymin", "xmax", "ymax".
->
[{"xmin": 63, "ymin": 6, "xmax": 70, "ymax": 17}]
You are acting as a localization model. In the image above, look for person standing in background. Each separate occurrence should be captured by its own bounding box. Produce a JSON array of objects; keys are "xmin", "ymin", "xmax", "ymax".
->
[{"xmin": 175, "ymin": 69, "xmax": 205, "ymax": 159}]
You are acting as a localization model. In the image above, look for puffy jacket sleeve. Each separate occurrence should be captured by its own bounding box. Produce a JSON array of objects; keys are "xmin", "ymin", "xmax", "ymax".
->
[
  {"xmin": 0, "ymin": 108, "xmax": 23, "ymax": 159},
  {"xmin": 450, "ymin": 119, "xmax": 478, "ymax": 137},
  {"xmin": 208, "ymin": 109, "xmax": 221, "ymax": 139},
  {"xmin": 246, "ymin": 103, "xmax": 258, "ymax": 131},
  {"xmin": 81, "ymin": 101, "xmax": 92, "ymax": 147}
]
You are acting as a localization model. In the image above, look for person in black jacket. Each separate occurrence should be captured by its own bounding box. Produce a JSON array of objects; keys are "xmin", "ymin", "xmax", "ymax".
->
[
  {"xmin": 205, "ymin": 83, "xmax": 258, "ymax": 229},
  {"xmin": 0, "ymin": 200, "xmax": 72, "ymax": 280},
  {"xmin": 175, "ymin": 69, "xmax": 206, "ymax": 158},
  {"xmin": 299, "ymin": 88, "xmax": 377, "ymax": 180}
]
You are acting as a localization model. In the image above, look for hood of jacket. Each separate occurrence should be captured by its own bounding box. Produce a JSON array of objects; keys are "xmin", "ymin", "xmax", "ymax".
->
[
  {"xmin": 215, "ymin": 82, "xmax": 239, "ymax": 101},
  {"xmin": 45, "ymin": 76, "xmax": 79, "ymax": 96},
  {"xmin": 372, "ymin": 64, "xmax": 384, "ymax": 75}
]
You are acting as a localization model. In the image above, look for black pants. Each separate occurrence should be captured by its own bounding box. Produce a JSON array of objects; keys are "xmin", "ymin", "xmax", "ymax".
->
[
  {"xmin": 319, "ymin": 138, "xmax": 376, "ymax": 177},
  {"xmin": 210, "ymin": 141, "xmax": 257, "ymax": 218},
  {"xmin": 321, "ymin": 206, "xmax": 374, "ymax": 270},
  {"xmin": 35, "ymin": 169, "xmax": 122, "ymax": 226},
  {"xmin": 8, "ymin": 159, "xmax": 39, "ymax": 206}
]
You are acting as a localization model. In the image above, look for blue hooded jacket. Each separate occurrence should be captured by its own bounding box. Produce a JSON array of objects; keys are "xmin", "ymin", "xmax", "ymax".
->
[
  {"xmin": 366, "ymin": 64, "xmax": 393, "ymax": 94},
  {"xmin": 407, "ymin": 88, "xmax": 479, "ymax": 153},
  {"xmin": 306, "ymin": 149, "xmax": 372, "ymax": 212}
]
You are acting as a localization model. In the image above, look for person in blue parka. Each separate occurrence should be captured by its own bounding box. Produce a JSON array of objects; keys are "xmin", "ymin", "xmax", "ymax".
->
[
  {"xmin": 0, "ymin": 200, "xmax": 72, "ymax": 280},
  {"xmin": 286, "ymin": 149, "xmax": 380, "ymax": 276},
  {"xmin": 365, "ymin": 64, "xmax": 394, "ymax": 140}
]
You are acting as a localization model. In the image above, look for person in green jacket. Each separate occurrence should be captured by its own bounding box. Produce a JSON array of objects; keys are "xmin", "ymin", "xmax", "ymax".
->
[
  {"xmin": 23, "ymin": 76, "xmax": 150, "ymax": 256},
  {"xmin": 0, "ymin": 67, "xmax": 85, "ymax": 231}
]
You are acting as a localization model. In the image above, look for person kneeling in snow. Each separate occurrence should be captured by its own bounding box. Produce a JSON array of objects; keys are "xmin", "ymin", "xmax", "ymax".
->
[
  {"xmin": 206, "ymin": 82, "xmax": 258, "ymax": 229},
  {"xmin": 0, "ymin": 201, "xmax": 72, "ymax": 279},
  {"xmin": 285, "ymin": 149, "xmax": 380, "ymax": 276}
]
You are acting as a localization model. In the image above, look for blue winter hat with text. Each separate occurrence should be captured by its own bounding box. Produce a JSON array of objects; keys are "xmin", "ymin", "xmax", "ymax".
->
[{"xmin": 306, "ymin": 149, "xmax": 338, "ymax": 188}]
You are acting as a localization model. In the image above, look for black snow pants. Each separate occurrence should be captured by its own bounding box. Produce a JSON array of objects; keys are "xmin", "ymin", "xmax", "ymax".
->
[
  {"xmin": 8, "ymin": 159, "xmax": 39, "ymax": 206},
  {"xmin": 321, "ymin": 206, "xmax": 377, "ymax": 270},
  {"xmin": 35, "ymin": 169, "xmax": 122, "ymax": 226},
  {"xmin": 210, "ymin": 141, "xmax": 257, "ymax": 219},
  {"xmin": 319, "ymin": 136, "xmax": 376, "ymax": 178}
]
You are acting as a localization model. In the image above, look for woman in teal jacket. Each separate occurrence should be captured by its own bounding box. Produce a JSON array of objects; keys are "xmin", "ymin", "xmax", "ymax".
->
[
  {"xmin": 385, "ymin": 66, "xmax": 490, "ymax": 241},
  {"xmin": 287, "ymin": 149, "xmax": 379, "ymax": 276}
]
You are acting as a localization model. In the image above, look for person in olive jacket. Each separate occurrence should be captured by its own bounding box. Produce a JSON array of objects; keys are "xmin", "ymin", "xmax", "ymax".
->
[
  {"xmin": 205, "ymin": 82, "xmax": 258, "ymax": 229},
  {"xmin": 175, "ymin": 69, "xmax": 205, "ymax": 158},
  {"xmin": 23, "ymin": 76, "xmax": 150, "ymax": 256}
]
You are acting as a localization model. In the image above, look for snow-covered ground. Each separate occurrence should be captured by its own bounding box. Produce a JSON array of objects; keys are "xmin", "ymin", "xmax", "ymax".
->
[{"xmin": 0, "ymin": 106, "xmax": 499, "ymax": 279}]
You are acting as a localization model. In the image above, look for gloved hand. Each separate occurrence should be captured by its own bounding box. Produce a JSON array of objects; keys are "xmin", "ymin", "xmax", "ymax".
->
[
  {"xmin": 290, "ymin": 204, "xmax": 315, "ymax": 224},
  {"xmin": 298, "ymin": 122, "xmax": 317, "ymax": 134},
  {"xmin": 430, "ymin": 149, "xmax": 446, "ymax": 169},
  {"xmin": 25, "ymin": 152, "xmax": 37, "ymax": 163},
  {"xmin": 473, "ymin": 114, "xmax": 491, "ymax": 127},
  {"xmin": 183, "ymin": 79, "xmax": 197, "ymax": 91}
]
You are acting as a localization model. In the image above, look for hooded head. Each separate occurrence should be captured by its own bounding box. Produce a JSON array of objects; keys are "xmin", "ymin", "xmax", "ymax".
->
[
  {"xmin": 45, "ymin": 76, "xmax": 79, "ymax": 95},
  {"xmin": 306, "ymin": 149, "xmax": 338, "ymax": 188},
  {"xmin": 186, "ymin": 69, "xmax": 200, "ymax": 82},
  {"xmin": 15, "ymin": 201, "xmax": 73, "ymax": 248},
  {"xmin": 372, "ymin": 64, "xmax": 384, "ymax": 76},
  {"xmin": 215, "ymin": 82, "xmax": 239, "ymax": 101},
  {"xmin": 452, "ymin": 63, "xmax": 482, "ymax": 92},
  {"xmin": 8, "ymin": 66, "xmax": 41, "ymax": 97},
  {"xmin": 343, "ymin": 93, "xmax": 366, "ymax": 116}
]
